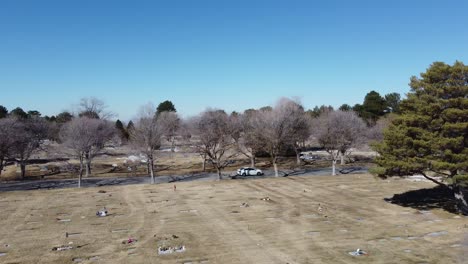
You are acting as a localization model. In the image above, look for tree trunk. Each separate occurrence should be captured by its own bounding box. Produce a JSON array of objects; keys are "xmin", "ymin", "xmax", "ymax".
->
[
  {"xmin": 273, "ymin": 157, "xmax": 279, "ymax": 177},
  {"xmin": 171, "ymin": 137, "xmax": 176, "ymax": 152},
  {"xmin": 454, "ymin": 185, "xmax": 468, "ymax": 215},
  {"xmin": 332, "ymin": 159, "xmax": 337, "ymax": 176},
  {"xmin": 340, "ymin": 151, "xmax": 345, "ymax": 165},
  {"xmin": 149, "ymin": 158, "xmax": 155, "ymax": 184},
  {"xmin": 78, "ymin": 156, "xmax": 84, "ymax": 188},
  {"xmin": 85, "ymin": 158, "xmax": 91, "ymax": 178},
  {"xmin": 294, "ymin": 146, "xmax": 301, "ymax": 165},
  {"xmin": 216, "ymin": 167, "xmax": 222, "ymax": 180},
  {"xmin": 85, "ymin": 152, "xmax": 91, "ymax": 177},
  {"xmin": 202, "ymin": 154, "xmax": 206, "ymax": 171},
  {"xmin": 20, "ymin": 162, "xmax": 26, "ymax": 179},
  {"xmin": 250, "ymin": 156, "xmax": 256, "ymax": 167},
  {"xmin": 0, "ymin": 157, "xmax": 4, "ymax": 176}
]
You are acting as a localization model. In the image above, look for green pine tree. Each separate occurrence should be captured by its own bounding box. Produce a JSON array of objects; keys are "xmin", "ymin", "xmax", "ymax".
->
[
  {"xmin": 0, "ymin": 105, "xmax": 8, "ymax": 119},
  {"xmin": 156, "ymin": 100, "xmax": 176, "ymax": 116},
  {"xmin": 359, "ymin": 91, "xmax": 387, "ymax": 123},
  {"xmin": 373, "ymin": 61, "xmax": 467, "ymax": 186}
]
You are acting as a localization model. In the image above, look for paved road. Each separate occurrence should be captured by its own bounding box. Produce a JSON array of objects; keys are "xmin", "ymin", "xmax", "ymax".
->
[{"xmin": 0, "ymin": 166, "xmax": 368, "ymax": 192}]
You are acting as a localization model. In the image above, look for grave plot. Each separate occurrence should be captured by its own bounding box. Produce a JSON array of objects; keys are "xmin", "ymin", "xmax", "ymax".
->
[{"xmin": 155, "ymin": 233, "xmax": 188, "ymax": 256}]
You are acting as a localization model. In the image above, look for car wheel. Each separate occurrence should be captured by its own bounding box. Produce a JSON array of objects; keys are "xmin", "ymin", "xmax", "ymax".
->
[
  {"xmin": 242, "ymin": 172, "xmax": 246, "ymax": 176},
  {"xmin": 257, "ymin": 172, "xmax": 262, "ymax": 176}
]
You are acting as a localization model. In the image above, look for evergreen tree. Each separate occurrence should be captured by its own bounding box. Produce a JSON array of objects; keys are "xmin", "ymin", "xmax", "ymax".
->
[
  {"xmin": 373, "ymin": 61, "xmax": 468, "ymax": 212},
  {"xmin": 126, "ymin": 120, "xmax": 135, "ymax": 132},
  {"xmin": 339, "ymin": 104, "xmax": 352, "ymax": 111},
  {"xmin": 27, "ymin": 110, "xmax": 41, "ymax": 118},
  {"xmin": 10, "ymin": 107, "xmax": 28, "ymax": 119},
  {"xmin": 156, "ymin": 100, "xmax": 176, "ymax": 115},
  {"xmin": 0, "ymin": 105, "xmax": 7, "ymax": 119},
  {"xmin": 352, "ymin": 103, "xmax": 363, "ymax": 115},
  {"xmin": 115, "ymin": 119, "xmax": 129, "ymax": 141},
  {"xmin": 357, "ymin": 91, "xmax": 387, "ymax": 123},
  {"xmin": 44, "ymin": 115, "xmax": 57, "ymax": 122},
  {"xmin": 56, "ymin": 111, "xmax": 73, "ymax": 124},
  {"xmin": 259, "ymin": 106, "xmax": 273, "ymax": 112},
  {"xmin": 319, "ymin": 105, "xmax": 334, "ymax": 113},
  {"xmin": 384, "ymin": 92, "xmax": 401, "ymax": 113},
  {"xmin": 310, "ymin": 106, "xmax": 321, "ymax": 118},
  {"xmin": 79, "ymin": 110, "xmax": 100, "ymax": 119}
]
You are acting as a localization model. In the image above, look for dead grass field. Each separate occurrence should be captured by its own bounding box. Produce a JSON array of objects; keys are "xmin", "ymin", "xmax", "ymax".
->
[{"xmin": 0, "ymin": 174, "xmax": 467, "ymax": 264}]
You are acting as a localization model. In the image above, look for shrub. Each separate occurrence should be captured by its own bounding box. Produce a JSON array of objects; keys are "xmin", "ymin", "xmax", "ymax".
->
[{"xmin": 369, "ymin": 166, "xmax": 387, "ymax": 177}]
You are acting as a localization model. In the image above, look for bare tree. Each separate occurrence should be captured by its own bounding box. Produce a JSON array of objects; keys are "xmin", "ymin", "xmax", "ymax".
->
[
  {"xmin": 182, "ymin": 116, "xmax": 209, "ymax": 171},
  {"xmin": 157, "ymin": 111, "xmax": 180, "ymax": 153},
  {"xmin": 11, "ymin": 117, "xmax": 50, "ymax": 179},
  {"xmin": 285, "ymin": 101, "xmax": 312, "ymax": 165},
  {"xmin": 192, "ymin": 109, "xmax": 237, "ymax": 180},
  {"xmin": 60, "ymin": 117, "xmax": 115, "ymax": 187},
  {"xmin": 77, "ymin": 97, "xmax": 114, "ymax": 119},
  {"xmin": 254, "ymin": 98, "xmax": 302, "ymax": 176},
  {"xmin": 230, "ymin": 110, "xmax": 264, "ymax": 167},
  {"xmin": 129, "ymin": 103, "xmax": 164, "ymax": 184},
  {"xmin": 312, "ymin": 110, "xmax": 366, "ymax": 175},
  {"xmin": 230, "ymin": 112, "xmax": 252, "ymax": 166},
  {"xmin": 0, "ymin": 118, "xmax": 20, "ymax": 175},
  {"xmin": 178, "ymin": 120, "xmax": 192, "ymax": 142},
  {"xmin": 366, "ymin": 113, "xmax": 396, "ymax": 143}
]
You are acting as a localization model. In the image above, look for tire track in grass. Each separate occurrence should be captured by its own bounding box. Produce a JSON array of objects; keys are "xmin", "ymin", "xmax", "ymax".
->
[
  {"xmin": 240, "ymin": 180, "xmax": 332, "ymax": 263},
  {"xmin": 196, "ymin": 193, "xmax": 291, "ymax": 264}
]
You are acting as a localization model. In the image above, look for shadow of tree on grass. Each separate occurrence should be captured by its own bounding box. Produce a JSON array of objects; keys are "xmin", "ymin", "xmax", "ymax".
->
[{"xmin": 384, "ymin": 185, "xmax": 459, "ymax": 214}]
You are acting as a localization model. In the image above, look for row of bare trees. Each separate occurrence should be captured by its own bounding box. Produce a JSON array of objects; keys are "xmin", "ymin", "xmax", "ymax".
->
[
  {"xmin": 1, "ymin": 96, "xmax": 387, "ymax": 187},
  {"xmin": 0, "ymin": 98, "xmax": 119, "ymax": 186},
  {"xmin": 53, "ymin": 101, "xmax": 183, "ymax": 187},
  {"xmin": 58, "ymin": 98, "xmax": 378, "ymax": 185},
  {"xmin": 186, "ymin": 98, "xmax": 372, "ymax": 178}
]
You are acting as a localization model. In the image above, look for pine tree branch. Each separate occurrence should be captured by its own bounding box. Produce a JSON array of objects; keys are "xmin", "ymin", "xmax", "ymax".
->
[
  {"xmin": 420, "ymin": 172, "xmax": 451, "ymax": 189},
  {"xmin": 430, "ymin": 170, "xmax": 451, "ymax": 177}
]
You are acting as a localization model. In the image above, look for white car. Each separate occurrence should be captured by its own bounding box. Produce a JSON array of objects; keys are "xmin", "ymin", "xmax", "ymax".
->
[
  {"xmin": 237, "ymin": 167, "xmax": 264, "ymax": 176},
  {"xmin": 299, "ymin": 154, "xmax": 319, "ymax": 161}
]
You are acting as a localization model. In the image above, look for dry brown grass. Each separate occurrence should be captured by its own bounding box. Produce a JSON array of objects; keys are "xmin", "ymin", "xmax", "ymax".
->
[{"xmin": 0, "ymin": 174, "xmax": 466, "ymax": 263}]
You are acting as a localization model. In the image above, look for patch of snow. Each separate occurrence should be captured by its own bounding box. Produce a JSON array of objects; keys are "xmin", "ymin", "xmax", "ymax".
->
[{"xmin": 161, "ymin": 147, "xmax": 179, "ymax": 152}]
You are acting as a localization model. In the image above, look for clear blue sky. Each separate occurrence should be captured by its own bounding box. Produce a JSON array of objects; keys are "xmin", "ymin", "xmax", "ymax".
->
[{"xmin": 1, "ymin": 0, "xmax": 467, "ymax": 121}]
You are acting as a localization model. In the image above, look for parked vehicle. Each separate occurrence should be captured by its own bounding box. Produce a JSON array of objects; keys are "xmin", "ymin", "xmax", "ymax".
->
[
  {"xmin": 299, "ymin": 153, "xmax": 319, "ymax": 161},
  {"xmin": 236, "ymin": 167, "xmax": 264, "ymax": 176}
]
